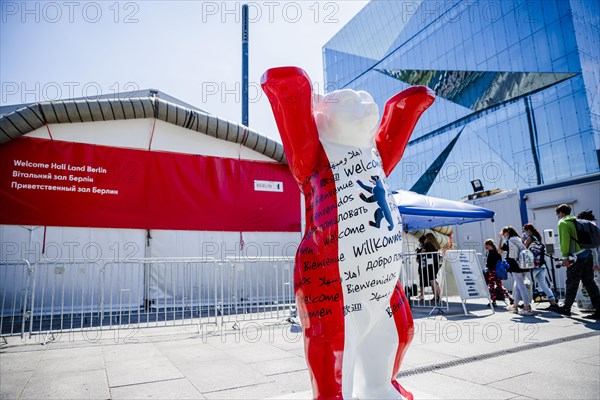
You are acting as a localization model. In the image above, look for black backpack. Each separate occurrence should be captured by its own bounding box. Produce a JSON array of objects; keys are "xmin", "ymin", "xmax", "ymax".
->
[
  {"xmin": 528, "ymin": 240, "xmax": 545, "ymax": 268},
  {"xmin": 572, "ymin": 219, "xmax": 600, "ymax": 249}
]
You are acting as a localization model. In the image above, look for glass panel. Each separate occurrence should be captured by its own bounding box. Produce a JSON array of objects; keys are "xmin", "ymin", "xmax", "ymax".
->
[
  {"xmin": 542, "ymin": 0, "xmax": 560, "ymax": 24},
  {"xmin": 547, "ymin": 20, "xmax": 565, "ymax": 60},
  {"xmin": 580, "ymin": 132, "xmax": 599, "ymax": 173},
  {"xmin": 558, "ymin": 96, "xmax": 578, "ymax": 137},
  {"xmin": 531, "ymin": 30, "xmax": 552, "ymax": 70},
  {"xmin": 538, "ymin": 143, "xmax": 556, "ymax": 180},
  {"xmin": 564, "ymin": 134, "xmax": 586, "ymax": 175},
  {"xmin": 531, "ymin": 100, "xmax": 545, "ymax": 139}
]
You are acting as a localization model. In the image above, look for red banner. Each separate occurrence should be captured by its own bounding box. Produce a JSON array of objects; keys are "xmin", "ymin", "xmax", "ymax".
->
[{"xmin": 0, "ymin": 137, "xmax": 300, "ymax": 232}]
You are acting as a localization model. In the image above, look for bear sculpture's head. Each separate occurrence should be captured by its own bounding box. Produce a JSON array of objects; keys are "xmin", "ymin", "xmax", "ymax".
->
[{"xmin": 313, "ymin": 89, "xmax": 379, "ymax": 148}]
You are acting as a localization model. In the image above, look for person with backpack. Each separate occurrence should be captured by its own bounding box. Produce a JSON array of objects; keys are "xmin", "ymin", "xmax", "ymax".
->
[
  {"xmin": 576, "ymin": 210, "xmax": 600, "ymax": 314},
  {"xmin": 484, "ymin": 239, "xmax": 513, "ymax": 307},
  {"xmin": 577, "ymin": 210, "xmax": 600, "ymax": 273},
  {"xmin": 522, "ymin": 223, "xmax": 559, "ymax": 311},
  {"xmin": 498, "ymin": 226, "xmax": 534, "ymax": 316},
  {"xmin": 554, "ymin": 204, "xmax": 600, "ymax": 319}
]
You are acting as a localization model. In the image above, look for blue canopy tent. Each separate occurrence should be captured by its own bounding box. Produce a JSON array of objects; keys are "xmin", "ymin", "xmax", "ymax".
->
[
  {"xmin": 393, "ymin": 190, "xmax": 495, "ymax": 231},
  {"xmin": 393, "ymin": 190, "xmax": 495, "ymax": 315}
]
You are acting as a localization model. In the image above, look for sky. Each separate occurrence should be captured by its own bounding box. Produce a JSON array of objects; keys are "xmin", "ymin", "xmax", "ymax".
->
[{"xmin": 0, "ymin": 0, "xmax": 369, "ymax": 141}]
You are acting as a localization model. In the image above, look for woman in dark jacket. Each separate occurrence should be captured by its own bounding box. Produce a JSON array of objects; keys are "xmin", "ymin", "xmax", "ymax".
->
[{"xmin": 484, "ymin": 239, "xmax": 513, "ymax": 307}]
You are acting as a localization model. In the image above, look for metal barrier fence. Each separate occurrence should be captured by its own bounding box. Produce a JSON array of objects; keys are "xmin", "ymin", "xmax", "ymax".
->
[
  {"xmin": 0, "ymin": 259, "xmax": 33, "ymax": 338},
  {"xmin": 223, "ymin": 257, "xmax": 295, "ymax": 327},
  {"xmin": 3, "ymin": 253, "xmax": 575, "ymax": 339},
  {"xmin": 1, "ymin": 254, "xmax": 450, "ymax": 339},
  {"xmin": 0, "ymin": 257, "xmax": 295, "ymax": 339},
  {"xmin": 399, "ymin": 252, "xmax": 449, "ymax": 312}
]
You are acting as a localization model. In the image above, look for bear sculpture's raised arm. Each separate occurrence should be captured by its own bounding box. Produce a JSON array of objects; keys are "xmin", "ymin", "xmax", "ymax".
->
[
  {"xmin": 261, "ymin": 67, "xmax": 321, "ymax": 181},
  {"xmin": 375, "ymin": 86, "xmax": 436, "ymax": 176}
]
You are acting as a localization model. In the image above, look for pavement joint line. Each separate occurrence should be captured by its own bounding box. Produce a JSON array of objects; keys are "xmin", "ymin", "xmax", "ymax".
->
[
  {"xmin": 103, "ymin": 346, "xmax": 112, "ymax": 400},
  {"xmin": 506, "ymin": 394, "xmax": 536, "ymax": 400},
  {"xmin": 14, "ymin": 362, "xmax": 39, "ymax": 400},
  {"xmin": 33, "ymin": 367, "xmax": 107, "ymax": 375},
  {"xmin": 397, "ymin": 330, "xmax": 600, "ymax": 378},
  {"xmin": 575, "ymin": 357, "xmax": 600, "ymax": 367},
  {"xmin": 264, "ymin": 368, "xmax": 308, "ymax": 377},
  {"xmin": 108, "ymin": 376, "xmax": 188, "ymax": 389},
  {"xmin": 149, "ymin": 337, "xmax": 202, "ymax": 395},
  {"xmin": 200, "ymin": 380, "xmax": 276, "ymax": 395},
  {"xmin": 246, "ymin": 355, "xmax": 305, "ymax": 365},
  {"xmin": 482, "ymin": 371, "xmax": 532, "ymax": 386},
  {"xmin": 434, "ymin": 368, "xmax": 533, "ymax": 395}
]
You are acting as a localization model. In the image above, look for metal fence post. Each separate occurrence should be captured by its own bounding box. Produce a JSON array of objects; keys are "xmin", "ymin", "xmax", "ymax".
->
[{"xmin": 25, "ymin": 260, "xmax": 36, "ymax": 339}]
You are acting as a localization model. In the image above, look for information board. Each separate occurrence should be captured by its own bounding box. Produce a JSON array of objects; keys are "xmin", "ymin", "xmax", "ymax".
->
[{"xmin": 445, "ymin": 250, "xmax": 491, "ymax": 313}]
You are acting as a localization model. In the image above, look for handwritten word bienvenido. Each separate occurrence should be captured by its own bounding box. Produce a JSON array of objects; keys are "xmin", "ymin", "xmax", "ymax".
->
[{"xmin": 346, "ymin": 272, "xmax": 397, "ymax": 294}]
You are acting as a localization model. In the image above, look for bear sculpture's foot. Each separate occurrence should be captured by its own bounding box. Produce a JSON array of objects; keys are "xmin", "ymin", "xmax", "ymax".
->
[{"xmin": 355, "ymin": 383, "xmax": 413, "ymax": 400}]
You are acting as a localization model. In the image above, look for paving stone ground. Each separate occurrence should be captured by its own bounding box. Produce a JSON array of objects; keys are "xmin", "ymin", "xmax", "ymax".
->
[{"xmin": 1, "ymin": 298, "xmax": 598, "ymax": 400}]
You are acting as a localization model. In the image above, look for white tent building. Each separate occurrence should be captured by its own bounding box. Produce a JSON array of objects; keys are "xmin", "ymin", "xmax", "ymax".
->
[{"xmin": 0, "ymin": 91, "xmax": 301, "ymax": 333}]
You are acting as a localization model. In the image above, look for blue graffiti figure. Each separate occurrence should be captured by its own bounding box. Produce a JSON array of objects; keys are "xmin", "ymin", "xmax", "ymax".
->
[{"xmin": 357, "ymin": 176, "xmax": 394, "ymax": 231}]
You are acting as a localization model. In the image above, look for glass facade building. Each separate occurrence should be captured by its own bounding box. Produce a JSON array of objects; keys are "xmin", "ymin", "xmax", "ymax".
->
[{"xmin": 323, "ymin": 0, "xmax": 600, "ymax": 200}]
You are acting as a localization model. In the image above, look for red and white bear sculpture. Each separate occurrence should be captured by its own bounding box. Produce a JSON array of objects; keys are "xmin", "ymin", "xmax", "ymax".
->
[{"xmin": 261, "ymin": 67, "xmax": 434, "ymax": 400}]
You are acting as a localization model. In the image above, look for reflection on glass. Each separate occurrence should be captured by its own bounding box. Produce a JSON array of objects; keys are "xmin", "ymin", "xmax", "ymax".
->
[{"xmin": 377, "ymin": 69, "xmax": 578, "ymax": 111}]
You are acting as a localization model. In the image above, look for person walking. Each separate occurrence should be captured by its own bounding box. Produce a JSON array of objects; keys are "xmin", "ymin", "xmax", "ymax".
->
[
  {"xmin": 484, "ymin": 239, "xmax": 512, "ymax": 307},
  {"xmin": 554, "ymin": 204, "xmax": 600, "ymax": 319},
  {"xmin": 576, "ymin": 210, "xmax": 600, "ymax": 315},
  {"xmin": 577, "ymin": 210, "xmax": 600, "ymax": 274},
  {"xmin": 522, "ymin": 223, "xmax": 559, "ymax": 311},
  {"xmin": 498, "ymin": 226, "xmax": 534, "ymax": 316}
]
